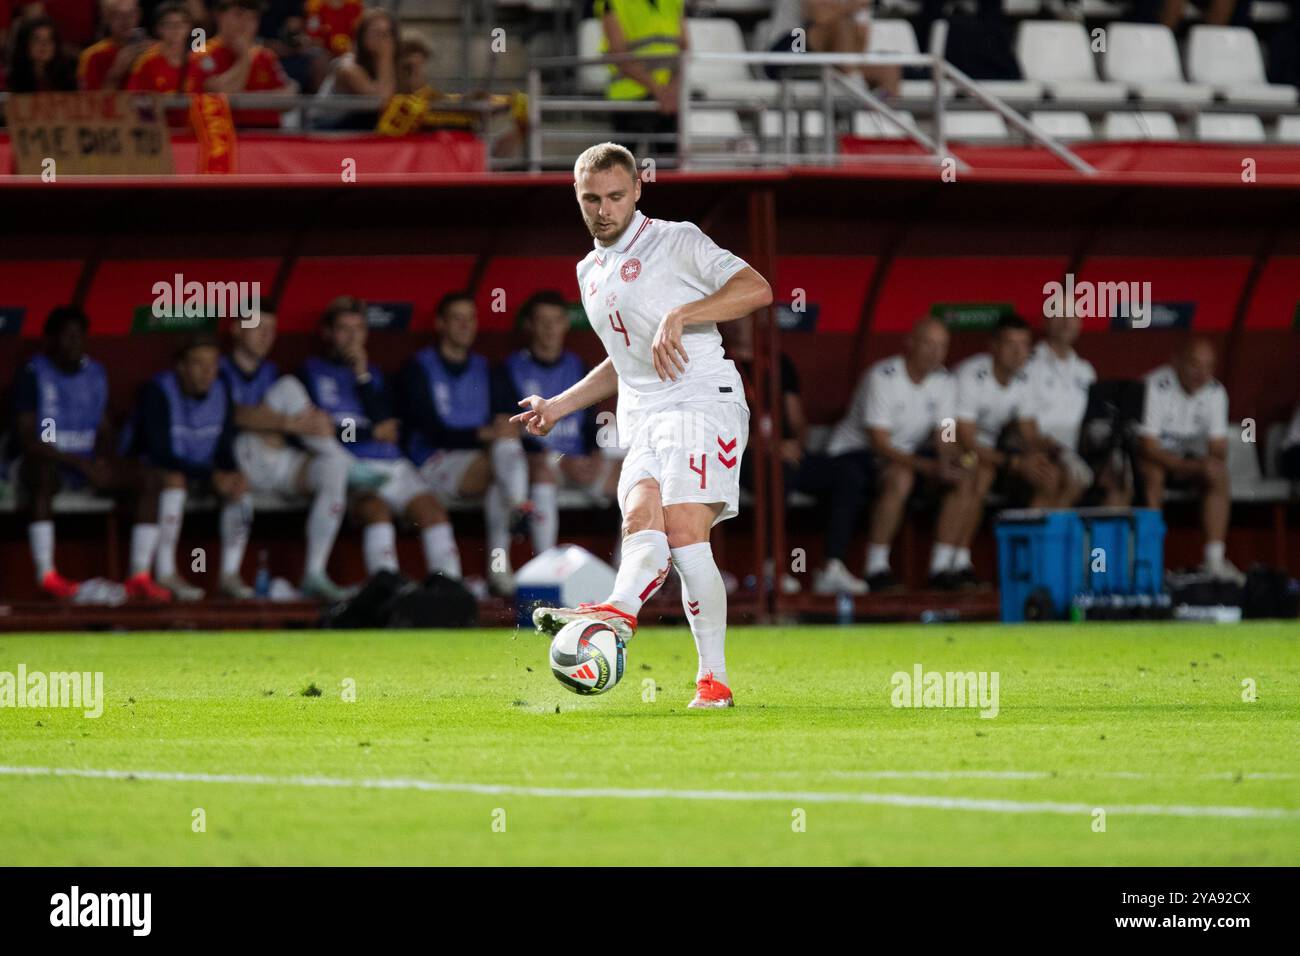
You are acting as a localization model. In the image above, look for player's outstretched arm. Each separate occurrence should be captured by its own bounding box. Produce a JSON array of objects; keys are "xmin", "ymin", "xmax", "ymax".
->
[{"xmin": 511, "ymin": 358, "xmax": 617, "ymax": 437}]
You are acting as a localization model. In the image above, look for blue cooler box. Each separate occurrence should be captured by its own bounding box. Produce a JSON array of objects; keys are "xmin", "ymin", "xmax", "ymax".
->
[
  {"xmin": 995, "ymin": 510, "xmax": 1085, "ymax": 623},
  {"xmin": 1078, "ymin": 507, "xmax": 1165, "ymax": 596}
]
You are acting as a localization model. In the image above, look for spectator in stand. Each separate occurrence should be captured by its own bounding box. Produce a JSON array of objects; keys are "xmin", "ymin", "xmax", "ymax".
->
[
  {"xmin": 1137, "ymin": 339, "xmax": 1242, "ymax": 583},
  {"xmin": 1024, "ymin": 309, "xmax": 1100, "ymax": 508},
  {"xmin": 303, "ymin": 0, "xmax": 361, "ymax": 58},
  {"xmin": 397, "ymin": 292, "xmax": 534, "ymax": 597},
  {"xmin": 15, "ymin": 1, "xmax": 100, "ymax": 50},
  {"xmin": 950, "ymin": 315, "xmax": 1062, "ymax": 588},
  {"xmin": 820, "ymin": 317, "xmax": 967, "ymax": 594},
  {"xmin": 766, "ymin": 1, "xmax": 901, "ymax": 95},
  {"xmin": 11, "ymin": 307, "xmax": 120, "ymax": 600},
  {"xmin": 124, "ymin": 0, "xmax": 189, "ymax": 92},
  {"xmin": 7, "ymin": 15, "xmax": 78, "ymax": 91},
  {"xmin": 1134, "ymin": 0, "xmax": 1249, "ymax": 29},
  {"xmin": 184, "ymin": 0, "xmax": 296, "ymax": 126},
  {"xmin": 396, "ymin": 30, "xmax": 431, "ymax": 95},
  {"xmin": 314, "ymin": 7, "xmax": 396, "ymax": 129},
  {"xmin": 78, "ymin": 0, "xmax": 149, "ymax": 90},
  {"xmin": 500, "ymin": 290, "xmax": 622, "ymax": 559},
  {"xmin": 300, "ymin": 296, "xmax": 463, "ymax": 582},
  {"xmin": 595, "ymin": 0, "xmax": 685, "ymax": 158},
  {"xmin": 1281, "ymin": 403, "xmax": 1300, "ymax": 480},
  {"xmin": 259, "ymin": 0, "xmax": 316, "ymax": 91},
  {"xmin": 124, "ymin": 335, "xmax": 250, "ymax": 603}
]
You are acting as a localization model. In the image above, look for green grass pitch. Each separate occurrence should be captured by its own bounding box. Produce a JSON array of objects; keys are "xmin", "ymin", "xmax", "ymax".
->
[{"xmin": 1, "ymin": 622, "xmax": 1296, "ymax": 866}]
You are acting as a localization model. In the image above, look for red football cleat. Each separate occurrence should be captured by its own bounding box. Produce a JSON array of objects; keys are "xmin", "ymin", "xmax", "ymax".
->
[
  {"xmin": 533, "ymin": 602, "xmax": 637, "ymax": 642},
  {"xmin": 125, "ymin": 571, "xmax": 173, "ymax": 603},
  {"xmin": 689, "ymin": 672, "xmax": 735, "ymax": 709},
  {"xmin": 39, "ymin": 570, "xmax": 81, "ymax": 600}
]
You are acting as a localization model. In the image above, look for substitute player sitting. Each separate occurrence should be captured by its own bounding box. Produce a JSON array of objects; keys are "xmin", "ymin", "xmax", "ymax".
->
[
  {"xmin": 514, "ymin": 143, "xmax": 773, "ymax": 710},
  {"xmin": 501, "ymin": 289, "xmax": 622, "ymax": 557},
  {"xmin": 397, "ymin": 291, "xmax": 533, "ymax": 596},
  {"xmin": 221, "ymin": 310, "xmax": 363, "ymax": 602}
]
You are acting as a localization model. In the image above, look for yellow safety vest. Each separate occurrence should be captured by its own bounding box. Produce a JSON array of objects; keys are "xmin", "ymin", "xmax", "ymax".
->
[{"xmin": 594, "ymin": 0, "xmax": 684, "ymax": 101}]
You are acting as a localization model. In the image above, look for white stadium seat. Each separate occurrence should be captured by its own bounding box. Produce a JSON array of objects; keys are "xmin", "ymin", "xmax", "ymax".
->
[
  {"xmin": 577, "ymin": 18, "xmax": 609, "ymax": 96},
  {"xmin": 852, "ymin": 109, "xmax": 917, "ymax": 138},
  {"xmin": 760, "ymin": 110, "xmax": 827, "ymax": 141},
  {"xmin": 1016, "ymin": 21, "xmax": 1127, "ymax": 105},
  {"xmin": 1029, "ymin": 110, "xmax": 1094, "ymax": 140},
  {"xmin": 980, "ymin": 79, "xmax": 1046, "ymax": 103},
  {"xmin": 1102, "ymin": 23, "xmax": 1213, "ymax": 104},
  {"xmin": 870, "ymin": 20, "xmax": 935, "ymax": 99},
  {"xmin": 1275, "ymin": 115, "xmax": 1300, "ymax": 143},
  {"xmin": 1195, "ymin": 113, "xmax": 1267, "ymax": 143},
  {"xmin": 1103, "ymin": 111, "xmax": 1180, "ymax": 140},
  {"xmin": 1186, "ymin": 26, "xmax": 1297, "ymax": 105},
  {"xmin": 943, "ymin": 111, "xmax": 1010, "ymax": 140},
  {"xmin": 685, "ymin": 18, "xmax": 822, "ymax": 103}
]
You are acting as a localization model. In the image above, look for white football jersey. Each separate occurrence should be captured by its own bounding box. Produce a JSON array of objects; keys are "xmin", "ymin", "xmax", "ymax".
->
[
  {"xmin": 827, "ymin": 355, "xmax": 954, "ymax": 456},
  {"xmin": 954, "ymin": 352, "xmax": 1036, "ymax": 448},
  {"xmin": 1139, "ymin": 363, "xmax": 1228, "ymax": 455},
  {"xmin": 577, "ymin": 210, "xmax": 749, "ymax": 442},
  {"xmin": 1026, "ymin": 341, "xmax": 1096, "ymax": 451}
]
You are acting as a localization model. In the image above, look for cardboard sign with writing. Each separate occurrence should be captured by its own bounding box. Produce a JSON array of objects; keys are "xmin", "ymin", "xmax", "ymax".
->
[{"xmin": 8, "ymin": 92, "xmax": 174, "ymax": 175}]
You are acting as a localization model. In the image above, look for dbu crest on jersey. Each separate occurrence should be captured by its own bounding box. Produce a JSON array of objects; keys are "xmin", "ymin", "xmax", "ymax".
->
[{"xmin": 620, "ymin": 258, "xmax": 642, "ymax": 282}]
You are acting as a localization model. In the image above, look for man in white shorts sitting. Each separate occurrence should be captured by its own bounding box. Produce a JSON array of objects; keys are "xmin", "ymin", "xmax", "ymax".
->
[
  {"xmin": 299, "ymin": 296, "xmax": 462, "ymax": 580},
  {"xmin": 397, "ymin": 291, "xmax": 534, "ymax": 596},
  {"xmin": 220, "ymin": 310, "xmax": 383, "ymax": 602},
  {"xmin": 512, "ymin": 143, "xmax": 773, "ymax": 709}
]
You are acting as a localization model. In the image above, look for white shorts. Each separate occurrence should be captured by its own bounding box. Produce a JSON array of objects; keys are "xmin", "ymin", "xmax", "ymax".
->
[
  {"xmin": 418, "ymin": 449, "xmax": 484, "ymax": 503},
  {"xmin": 366, "ymin": 457, "xmax": 432, "ymax": 512},
  {"xmin": 617, "ymin": 401, "xmax": 749, "ymax": 526},
  {"xmin": 234, "ymin": 433, "xmax": 308, "ymax": 496}
]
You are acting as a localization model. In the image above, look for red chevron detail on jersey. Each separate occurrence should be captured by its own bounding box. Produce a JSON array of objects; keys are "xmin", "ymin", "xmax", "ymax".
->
[{"xmin": 717, "ymin": 435, "xmax": 737, "ymax": 453}]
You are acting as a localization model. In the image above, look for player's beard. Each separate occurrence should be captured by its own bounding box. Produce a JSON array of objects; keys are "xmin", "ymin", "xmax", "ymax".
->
[{"xmin": 588, "ymin": 208, "xmax": 634, "ymax": 246}]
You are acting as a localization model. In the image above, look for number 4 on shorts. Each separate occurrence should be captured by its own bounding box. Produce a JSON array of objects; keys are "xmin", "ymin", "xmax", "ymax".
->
[{"xmin": 689, "ymin": 453, "xmax": 707, "ymax": 489}]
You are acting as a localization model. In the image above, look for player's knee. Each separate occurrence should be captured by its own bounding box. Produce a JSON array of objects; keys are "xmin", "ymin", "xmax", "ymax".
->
[
  {"xmin": 882, "ymin": 463, "xmax": 914, "ymax": 498},
  {"xmin": 408, "ymin": 493, "xmax": 447, "ymax": 527},
  {"xmin": 354, "ymin": 493, "xmax": 391, "ymax": 525}
]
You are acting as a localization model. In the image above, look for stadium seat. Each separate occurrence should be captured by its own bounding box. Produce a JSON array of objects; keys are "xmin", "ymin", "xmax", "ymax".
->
[
  {"xmin": 760, "ymin": 110, "xmax": 827, "ymax": 144},
  {"xmin": 685, "ymin": 18, "xmax": 822, "ymax": 103},
  {"xmin": 1185, "ymin": 26, "xmax": 1297, "ymax": 105},
  {"xmin": 870, "ymin": 20, "xmax": 935, "ymax": 99},
  {"xmin": 1227, "ymin": 423, "xmax": 1291, "ymax": 502},
  {"xmin": 852, "ymin": 109, "xmax": 918, "ymax": 138},
  {"xmin": 1015, "ymin": 21, "xmax": 1127, "ymax": 105},
  {"xmin": 1102, "ymin": 111, "xmax": 1180, "ymax": 140},
  {"xmin": 942, "ymin": 111, "xmax": 1010, "ymax": 140},
  {"xmin": 1101, "ymin": 23, "xmax": 1213, "ymax": 105},
  {"xmin": 577, "ymin": 19, "xmax": 609, "ymax": 96},
  {"xmin": 1002, "ymin": 0, "xmax": 1041, "ymax": 14},
  {"xmin": 1251, "ymin": 1, "xmax": 1292, "ymax": 24},
  {"xmin": 1276, "ymin": 115, "xmax": 1300, "ymax": 143},
  {"xmin": 1029, "ymin": 110, "xmax": 1094, "ymax": 140},
  {"xmin": 1194, "ymin": 112, "xmax": 1267, "ymax": 143},
  {"xmin": 686, "ymin": 109, "xmax": 754, "ymax": 152}
]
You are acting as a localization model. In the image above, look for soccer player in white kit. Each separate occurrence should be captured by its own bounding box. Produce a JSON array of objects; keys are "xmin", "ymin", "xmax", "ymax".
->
[{"xmin": 512, "ymin": 143, "xmax": 772, "ymax": 709}]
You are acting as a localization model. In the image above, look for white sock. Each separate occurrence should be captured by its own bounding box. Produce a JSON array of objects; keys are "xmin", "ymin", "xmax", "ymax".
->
[
  {"xmin": 930, "ymin": 543, "xmax": 955, "ymax": 575},
  {"xmin": 29, "ymin": 520, "xmax": 55, "ymax": 581},
  {"xmin": 484, "ymin": 482, "xmax": 511, "ymax": 571},
  {"xmin": 953, "ymin": 547, "xmax": 973, "ymax": 571},
  {"xmin": 531, "ymin": 481, "xmax": 558, "ymax": 553},
  {"xmin": 154, "ymin": 487, "xmax": 187, "ymax": 579},
  {"xmin": 866, "ymin": 543, "xmax": 890, "ymax": 576},
  {"xmin": 1204, "ymin": 540, "xmax": 1225, "ymax": 567},
  {"xmin": 422, "ymin": 522, "xmax": 462, "ymax": 578},
  {"xmin": 607, "ymin": 529, "xmax": 671, "ymax": 616},
  {"xmin": 489, "ymin": 437, "xmax": 529, "ymax": 506},
  {"xmin": 363, "ymin": 521, "xmax": 399, "ymax": 575},
  {"xmin": 130, "ymin": 524, "xmax": 159, "ymax": 577},
  {"xmin": 672, "ymin": 542, "xmax": 728, "ymax": 685},
  {"xmin": 219, "ymin": 494, "xmax": 253, "ymax": 578},
  {"xmin": 304, "ymin": 455, "xmax": 348, "ymax": 577}
]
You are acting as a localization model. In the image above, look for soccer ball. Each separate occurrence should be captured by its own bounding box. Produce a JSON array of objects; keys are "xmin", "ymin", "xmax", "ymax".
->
[{"xmin": 549, "ymin": 620, "xmax": 626, "ymax": 695}]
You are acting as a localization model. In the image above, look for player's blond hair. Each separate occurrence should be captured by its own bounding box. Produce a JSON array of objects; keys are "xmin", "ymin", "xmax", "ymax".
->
[{"xmin": 574, "ymin": 142, "xmax": 638, "ymax": 183}]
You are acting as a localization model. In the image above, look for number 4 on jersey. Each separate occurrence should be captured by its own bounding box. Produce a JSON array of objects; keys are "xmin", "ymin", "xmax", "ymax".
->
[{"xmin": 608, "ymin": 311, "xmax": 629, "ymax": 348}]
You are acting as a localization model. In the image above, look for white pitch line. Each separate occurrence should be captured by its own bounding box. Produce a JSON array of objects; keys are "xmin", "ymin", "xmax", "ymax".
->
[{"xmin": 1, "ymin": 765, "xmax": 1297, "ymax": 820}]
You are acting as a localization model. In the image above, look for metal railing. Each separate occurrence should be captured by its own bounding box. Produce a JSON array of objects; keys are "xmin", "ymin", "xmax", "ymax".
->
[{"xmin": 525, "ymin": 48, "xmax": 1099, "ymax": 174}]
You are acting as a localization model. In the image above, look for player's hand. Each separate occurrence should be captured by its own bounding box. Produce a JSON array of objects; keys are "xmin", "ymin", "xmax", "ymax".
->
[
  {"xmin": 652, "ymin": 310, "xmax": 689, "ymax": 381},
  {"xmin": 511, "ymin": 395, "xmax": 559, "ymax": 437},
  {"xmin": 372, "ymin": 419, "xmax": 399, "ymax": 444},
  {"xmin": 213, "ymin": 470, "xmax": 248, "ymax": 499},
  {"xmin": 285, "ymin": 407, "xmax": 334, "ymax": 438}
]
